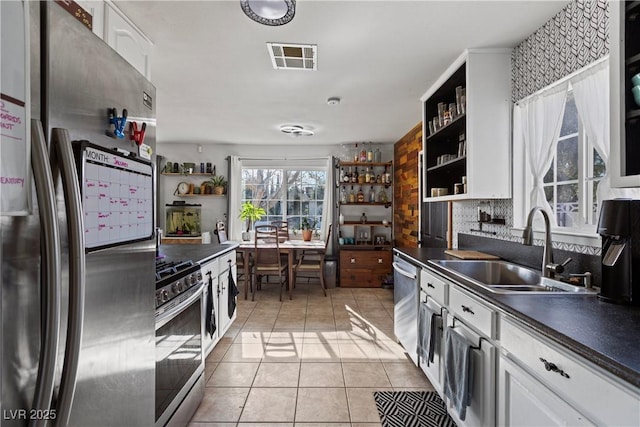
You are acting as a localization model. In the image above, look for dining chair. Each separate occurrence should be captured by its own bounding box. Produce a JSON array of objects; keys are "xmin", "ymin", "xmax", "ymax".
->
[
  {"xmin": 252, "ymin": 225, "xmax": 289, "ymax": 301},
  {"xmin": 270, "ymin": 220, "xmax": 289, "ymax": 243},
  {"xmin": 292, "ymin": 224, "xmax": 331, "ymax": 296}
]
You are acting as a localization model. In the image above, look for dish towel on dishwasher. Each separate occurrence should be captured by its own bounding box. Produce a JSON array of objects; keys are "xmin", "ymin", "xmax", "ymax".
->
[
  {"xmin": 417, "ymin": 302, "xmax": 439, "ymax": 364},
  {"xmin": 443, "ymin": 325, "xmax": 475, "ymax": 421}
]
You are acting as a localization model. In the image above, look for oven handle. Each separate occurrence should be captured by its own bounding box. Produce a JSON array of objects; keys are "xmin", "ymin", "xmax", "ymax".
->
[{"xmin": 155, "ymin": 283, "xmax": 204, "ymax": 330}]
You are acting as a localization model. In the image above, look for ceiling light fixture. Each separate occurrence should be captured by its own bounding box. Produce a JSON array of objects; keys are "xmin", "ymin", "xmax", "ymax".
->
[
  {"xmin": 280, "ymin": 125, "xmax": 314, "ymax": 137},
  {"xmin": 327, "ymin": 97, "xmax": 341, "ymax": 106},
  {"xmin": 240, "ymin": 0, "xmax": 296, "ymax": 26}
]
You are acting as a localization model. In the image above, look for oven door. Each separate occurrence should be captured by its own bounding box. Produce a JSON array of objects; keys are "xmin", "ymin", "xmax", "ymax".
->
[{"xmin": 155, "ymin": 283, "xmax": 205, "ymax": 426}]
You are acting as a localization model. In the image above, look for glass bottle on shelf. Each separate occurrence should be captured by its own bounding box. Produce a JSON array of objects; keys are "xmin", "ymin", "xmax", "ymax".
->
[
  {"xmin": 374, "ymin": 147, "xmax": 381, "ymax": 163},
  {"xmin": 353, "ymin": 143, "xmax": 359, "ymax": 162},
  {"xmin": 368, "ymin": 187, "xmax": 376, "ymax": 202},
  {"xmin": 356, "ymin": 186, "xmax": 365, "ymax": 203},
  {"xmin": 340, "ymin": 186, "xmax": 348, "ymax": 204},
  {"xmin": 383, "ymin": 165, "xmax": 392, "ymax": 184},
  {"xmin": 351, "ymin": 168, "xmax": 358, "ymax": 183},
  {"xmin": 378, "ymin": 188, "xmax": 388, "ymax": 203},
  {"xmin": 348, "ymin": 186, "xmax": 356, "ymax": 203},
  {"xmin": 367, "ymin": 143, "xmax": 373, "ymax": 162},
  {"xmin": 359, "ymin": 145, "xmax": 367, "ymax": 163},
  {"xmin": 360, "ymin": 212, "xmax": 367, "ymax": 224},
  {"xmin": 365, "ymin": 167, "xmax": 371, "ymax": 183},
  {"xmin": 340, "ymin": 167, "xmax": 345, "ymax": 183}
]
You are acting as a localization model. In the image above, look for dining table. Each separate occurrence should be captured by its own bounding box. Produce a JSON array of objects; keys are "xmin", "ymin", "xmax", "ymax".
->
[{"xmin": 237, "ymin": 239, "xmax": 325, "ymax": 299}]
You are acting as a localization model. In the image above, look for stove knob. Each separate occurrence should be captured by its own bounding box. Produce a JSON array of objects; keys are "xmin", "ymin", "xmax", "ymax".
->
[
  {"xmin": 196, "ymin": 272, "xmax": 203, "ymax": 281},
  {"xmin": 172, "ymin": 281, "xmax": 181, "ymax": 293},
  {"xmin": 188, "ymin": 274, "xmax": 197, "ymax": 285},
  {"xmin": 160, "ymin": 289, "xmax": 169, "ymax": 303}
]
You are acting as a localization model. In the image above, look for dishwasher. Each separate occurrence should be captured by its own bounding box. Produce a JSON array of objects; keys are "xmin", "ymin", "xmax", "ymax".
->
[{"xmin": 393, "ymin": 253, "xmax": 419, "ymax": 364}]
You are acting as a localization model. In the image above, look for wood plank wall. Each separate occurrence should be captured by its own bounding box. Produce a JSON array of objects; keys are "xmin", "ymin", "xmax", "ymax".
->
[{"xmin": 393, "ymin": 122, "xmax": 422, "ymax": 248}]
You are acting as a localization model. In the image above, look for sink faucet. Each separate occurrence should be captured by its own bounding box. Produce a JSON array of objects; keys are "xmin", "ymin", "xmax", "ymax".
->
[{"xmin": 523, "ymin": 207, "xmax": 570, "ymax": 278}]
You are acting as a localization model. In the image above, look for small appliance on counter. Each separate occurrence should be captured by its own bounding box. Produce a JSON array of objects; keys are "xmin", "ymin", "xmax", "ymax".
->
[
  {"xmin": 165, "ymin": 202, "xmax": 202, "ymax": 237},
  {"xmin": 597, "ymin": 199, "xmax": 640, "ymax": 305}
]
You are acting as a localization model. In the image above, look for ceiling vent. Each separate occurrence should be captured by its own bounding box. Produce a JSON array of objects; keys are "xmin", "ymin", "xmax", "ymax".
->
[{"xmin": 267, "ymin": 43, "xmax": 317, "ymax": 70}]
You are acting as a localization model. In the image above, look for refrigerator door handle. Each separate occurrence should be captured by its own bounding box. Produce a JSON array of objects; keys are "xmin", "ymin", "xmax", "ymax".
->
[
  {"xmin": 30, "ymin": 120, "xmax": 62, "ymax": 425},
  {"xmin": 52, "ymin": 128, "xmax": 86, "ymax": 426}
]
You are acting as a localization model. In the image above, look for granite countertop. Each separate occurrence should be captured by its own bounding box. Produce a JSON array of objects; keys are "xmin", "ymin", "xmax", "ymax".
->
[
  {"xmin": 159, "ymin": 242, "xmax": 238, "ymax": 264},
  {"xmin": 394, "ymin": 247, "xmax": 640, "ymax": 389}
]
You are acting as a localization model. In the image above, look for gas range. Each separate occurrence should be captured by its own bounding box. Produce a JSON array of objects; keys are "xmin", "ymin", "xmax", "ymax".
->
[{"xmin": 155, "ymin": 260, "xmax": 203, "ymax": 311}]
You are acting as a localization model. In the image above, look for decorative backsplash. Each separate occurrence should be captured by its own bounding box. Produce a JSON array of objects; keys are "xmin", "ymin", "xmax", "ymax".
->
[{"xmin": 511, "ymin": 0, "xmax": 609, "ymax": 102}]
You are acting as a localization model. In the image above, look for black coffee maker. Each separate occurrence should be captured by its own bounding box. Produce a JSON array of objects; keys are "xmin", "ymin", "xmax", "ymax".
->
[{"xmin": 598, "ymin": 199, "xmax": 640, "ymax": 305}]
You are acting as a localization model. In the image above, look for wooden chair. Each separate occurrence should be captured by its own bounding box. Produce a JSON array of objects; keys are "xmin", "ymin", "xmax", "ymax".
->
[
  {"xmin": 270, "ymin": 220, "xmax": 289, "ymax": 243},
  {"xmin": 252, "ymin": 225, "xmax": 289, "ymax": 301},
  {"xmin": 293, "ymin": 224, "xmax": 331, "ymax": 296}
]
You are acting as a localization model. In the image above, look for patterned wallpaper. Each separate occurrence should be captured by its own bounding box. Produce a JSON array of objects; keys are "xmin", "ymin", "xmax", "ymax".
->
[{"xmin": 453, "ymin": 0, "xmax": 608, "ymax": 255}]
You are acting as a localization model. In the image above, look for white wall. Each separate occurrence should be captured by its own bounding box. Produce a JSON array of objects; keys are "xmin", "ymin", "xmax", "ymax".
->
[{"xmin": 157, "ymin": 142, "xmax": 394, "ymax": 237}]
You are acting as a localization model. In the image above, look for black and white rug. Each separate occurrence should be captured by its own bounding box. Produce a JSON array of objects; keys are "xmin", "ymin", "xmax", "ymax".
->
[{"xmin": 373, "ymin": 391, "xmax": 457, "ymax": 427}]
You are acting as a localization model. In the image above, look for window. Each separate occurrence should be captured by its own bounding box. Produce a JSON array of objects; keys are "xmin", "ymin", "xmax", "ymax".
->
[
  {"xmin": 542, "ymin": 89, "xmax": 605, "ymax": 231},
  {"xmin": 241, "ymin": 167, "xmax": 327, "ymax": 232}
]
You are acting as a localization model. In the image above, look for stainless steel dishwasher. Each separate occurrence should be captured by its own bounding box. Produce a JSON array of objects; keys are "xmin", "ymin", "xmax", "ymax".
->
[{"xmin": 393, "ymin": 253, "xmax": 419, "ymax": 364}]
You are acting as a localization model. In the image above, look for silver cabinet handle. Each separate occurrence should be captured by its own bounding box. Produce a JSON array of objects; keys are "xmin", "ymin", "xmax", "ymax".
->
[
  {"xmin": 30, "ymin": 120, "xmax": 61, "ymax": 426},
  {"xmin": 52, "ymin": 128, "xmax": 86, "ymax": 426}
]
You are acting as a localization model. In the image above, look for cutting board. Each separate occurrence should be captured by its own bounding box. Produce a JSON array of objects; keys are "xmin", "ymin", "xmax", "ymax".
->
[{"xmin": 444, "ymin": 250, "xmax": 500, "ymax": 260}]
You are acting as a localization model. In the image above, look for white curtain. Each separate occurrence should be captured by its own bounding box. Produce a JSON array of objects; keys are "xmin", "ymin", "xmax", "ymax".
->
[
  {"xmin": 570, "ymin": 58, "xmax": 609, "ymax": 220},
  {"xmin": 515, "ymin": 83, "xmax": 569, "ymax": 226},
  {"xmin": 227, "ymin": 155, "xmax": 243, "ymax": 241}
]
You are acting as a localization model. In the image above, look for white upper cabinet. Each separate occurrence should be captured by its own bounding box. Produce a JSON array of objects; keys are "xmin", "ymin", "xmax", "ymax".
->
[
  {"xmin": 422, "ymin": 49, "xmax": 512, "ymax": 202},
  {"xmin": 610, "ymin": 1, "xmax": 640, "ymax": 187},
  {"xmin": 104, "ymin": 1, "xmax": 152, "ymax": 79}
]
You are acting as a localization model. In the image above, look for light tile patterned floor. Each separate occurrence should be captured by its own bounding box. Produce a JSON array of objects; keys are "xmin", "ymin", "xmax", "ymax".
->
[{"xmin": 189, "ymin": 281, "xmax": 434, "ymax": 427}]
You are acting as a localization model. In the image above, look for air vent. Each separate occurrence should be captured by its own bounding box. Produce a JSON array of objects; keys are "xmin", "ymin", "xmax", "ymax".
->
[{"xmin": 267, "ymin": 43, "xmax": 317, "ymax": 70}]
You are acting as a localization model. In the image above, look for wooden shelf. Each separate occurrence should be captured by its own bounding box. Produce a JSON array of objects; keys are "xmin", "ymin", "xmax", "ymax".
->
[
  {"xmin": 340, "ymin": 202, "xmax": 392, "ymax": 207},
  {"xmin": 338, "ymin": 161, "xmax": 392, "ymax": 168},
  {"xmin": 339, "ymin": 244, "xmax": 392, "ymax": 249},
  {"xmin": 161, "ymin": 172, "xmax": 214, "ymax": 176},
  {"xmin": 175, "ymin": 194, "xmax": 226, "ymax": 198},
  {"xmin": 341, "ymin": 221, "xmax": 392, "ymax": 226}
]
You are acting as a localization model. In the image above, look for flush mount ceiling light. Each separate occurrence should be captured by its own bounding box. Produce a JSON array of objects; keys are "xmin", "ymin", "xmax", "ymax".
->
[
  {"xmin": 240, "ymin": 0, "xmax": 296, "ymax": 26},
  {"xmin": 280, "ymin": 125, "xmax": 314, "ymax": 137},
  {"xmin": 267, "ymin": 43, "xmax": 317, "ymax": 71}
]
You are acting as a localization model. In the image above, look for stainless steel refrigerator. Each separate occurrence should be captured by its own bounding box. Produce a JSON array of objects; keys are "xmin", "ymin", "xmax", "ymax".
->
[{"xmin": 2, "ymin": 2, "xmax": 156, "ymax": 425}]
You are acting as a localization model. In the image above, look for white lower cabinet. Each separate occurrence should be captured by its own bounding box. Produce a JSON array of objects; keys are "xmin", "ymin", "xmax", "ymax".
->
[
  {"xmin": 418, "ymin": 290, "xmax": 444, "ymax": 394},
  {"xmin": 201, "ymin": 250, "xmax": 238, "ymax": 357},
  {"xmin": 499, "ymin": 355, "xmax": 593, "ymax": 426},
  {"xmin": 499, "ymin": 316, "xmax": 640, "ymax": 427}
]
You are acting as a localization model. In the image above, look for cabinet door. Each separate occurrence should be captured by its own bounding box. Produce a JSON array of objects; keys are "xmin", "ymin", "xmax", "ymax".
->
[
  {"xmin": 218, "ymin": 261, "xmax": 238, "ymax": 335},
  {"xmin": 498, "ymin": 355, "xmax": 594, "ymax": 427},
  {"xmin": 104, "ymin": 2, "xmax": 152, "ymax": 79},
  {"xmin": 421, "ymin": 201, "xmax": 448, "ymax": 247},
  {"xmin": 418, "ymin": 290, "xmax": 443, "ymax": 394},
  {"xmin": 75, "ymin": 0, "xmax": 104, "ymax": 38}
]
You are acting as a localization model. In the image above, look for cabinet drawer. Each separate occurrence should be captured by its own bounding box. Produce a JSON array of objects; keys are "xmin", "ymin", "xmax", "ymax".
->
[
  {"xmin": 501, "ymin": 317, "xmax": 639, "ymax": 426},
  {"xmin": 420, "ymin": 268, "xmax": 447, "ymax": 306},
  {"xmin": 340, "ymin": 251, "xmax": 391, "ymax": 269},
  {"xmin": 217, "ymin": 250, "xmax": 236, "ymax": 271},
  {"xmin": 340, "ymin": 269, "xmax": 387, "ymax": 287},
  {"xmin": 448, "ymin": 286, "xmax": 495, "ymax": 339}
]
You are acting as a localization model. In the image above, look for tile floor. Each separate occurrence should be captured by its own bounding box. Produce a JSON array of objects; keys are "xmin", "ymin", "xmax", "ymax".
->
[{"xmin": 188, "ymin": 280, "xmax": 434, "ymax": 427}]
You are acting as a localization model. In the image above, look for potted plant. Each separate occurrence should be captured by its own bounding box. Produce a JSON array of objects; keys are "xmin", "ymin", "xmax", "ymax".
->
[
  {"xmin": 300, "ymin": 217, "xmax": 316, "ymax": 241},
  {"xmin": 239, "ymin": 202, "xmax": 266, "ymax": 240},
  {"xmin": 209, "ymin": 175, "xmax": 227, "ymax": 195}
]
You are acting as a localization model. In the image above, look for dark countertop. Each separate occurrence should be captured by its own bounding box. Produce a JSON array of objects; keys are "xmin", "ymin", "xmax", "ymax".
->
[
  {"xmin": 393, "ymin": 247, "xmax": 640, "ymax": 389},
  {"xmin": 159, "ymin": 242, "xmax": 238, "ymax": 265}
]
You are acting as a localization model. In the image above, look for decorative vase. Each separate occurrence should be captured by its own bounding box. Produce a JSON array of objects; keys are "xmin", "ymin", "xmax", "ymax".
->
[
  {"xmin": 242, "ymin": 231, "xmax": 250, "ymax": 241},
  {"xmin": 214, "ymin": 186, "xmax": 224, "ymax": 195},
  {"xmin": 302, "ymin": 230, "xmax": 313, "ymax": 241}
]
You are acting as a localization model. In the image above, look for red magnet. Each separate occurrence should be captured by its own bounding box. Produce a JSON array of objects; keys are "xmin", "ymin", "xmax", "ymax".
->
[{"xmin": 130, "ymin": 122, "xmax": 147, "ymax": 146}]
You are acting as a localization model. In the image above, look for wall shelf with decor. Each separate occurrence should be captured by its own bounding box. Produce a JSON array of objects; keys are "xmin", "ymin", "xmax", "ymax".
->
[
  {"xmin": 334, "ymin": 157, "xmax": 393, "ymax": 287},
  {"xmin": 611, "ymin": 0, "xmax": 640, "ymax": 186},
  {"xmin": 421, "ymin": 48, "xmax": 512, "ymax": 202}
]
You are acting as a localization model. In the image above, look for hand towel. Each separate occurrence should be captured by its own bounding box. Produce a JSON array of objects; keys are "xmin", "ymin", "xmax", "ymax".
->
[
  {"xmin": 442, "ymin": 325, "xmax": 475, "ymax": 421},
  {"xmin": 417, "ymin": 302, "xmax": 439, "ymax": 365},
  {"xmin": 228, "ymin": 270, "xmax": 240, "ymax": 318},
  {"xmin": 206, "ymin": 275, "xmax": 217, "ymax": 337}
]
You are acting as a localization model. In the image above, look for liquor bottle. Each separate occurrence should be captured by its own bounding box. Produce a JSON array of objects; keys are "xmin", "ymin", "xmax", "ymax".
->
[
  {"xmin": 344, "ymin": 167, "xmax": 352, "ymax": 183},
  {"xmin": 340, "ymin": 186, "xmax": 348, "ymax": 204},
  {"xmin": 367, "ymin": 143, "xmax": 373, "ymax": 162},
  {"xmin": 360, "ymin": 212, "xmax": 367, "ymax": 224},
  {"xmin": 383, "ymin": 165, "xmax": 391, "ymax": 184},
  {"xmin": 348, "ymin": 186, "xmax": 356, "ymax": 203},
  {"xmin": 374, "ymin": 147, "xmax": 381, "ymax": 163},
  {"xmin": 354, "ymin": 143, "xmax": 359, "ymax": 162},
  {"xmin": 365, "ymin": 167, "xmax": 371, "ymax": 183},
  {"xmin": 378, "ymin": 188, "xmax": 388, "ymax": 203},
  {"xmin": 359, "ymin": 145, "xmax": 367, "ymax": 163},
  {"xmin": 340, "ymin": 167, "xmax": 345, "ymax": 183},
  {"xmin": 368, "ymin": 187, "xmax": 376, "ymax": 202},
  {"xmin": 352, "ymin": 167, "xmax": 358, "ymax": 183},
  {"xmin": 357, "ymin": 186, "xmax": 365, "ymax": 203}
]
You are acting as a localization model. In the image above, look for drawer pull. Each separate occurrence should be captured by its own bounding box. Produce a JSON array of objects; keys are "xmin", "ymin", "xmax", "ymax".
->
[
  {"xmin": 539, "ymin": 357, "xmax": 570, "ymax": 378},
  {"xmin": 378, "ymin": 258, "xmax": 383, "ymax": 263},
  {"xmin": 350, "ymin": 258, "xmax": 356, "ymax": 264},
  {"xmin": 427, "ymin": 283, "xmax": 435, "ymax": 289},
  {"xmin": 461, "ymin": 305, "xmax": 475, "ymax": 315}
]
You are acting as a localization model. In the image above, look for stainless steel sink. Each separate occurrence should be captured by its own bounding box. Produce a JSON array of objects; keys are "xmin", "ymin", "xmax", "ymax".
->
[{"xmin": 429, "ymin": 260, "xmax": 596, "ymax": 294}]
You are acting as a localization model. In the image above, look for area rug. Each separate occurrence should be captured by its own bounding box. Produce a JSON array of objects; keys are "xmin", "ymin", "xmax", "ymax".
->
[{"xmin": 373, "ymin": 391, "xmax": 457, "ymax": 427}]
